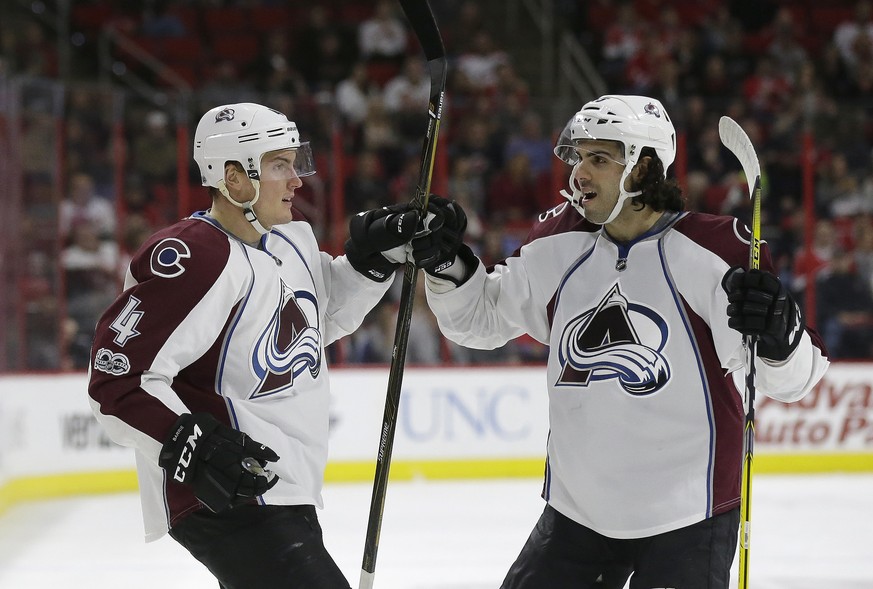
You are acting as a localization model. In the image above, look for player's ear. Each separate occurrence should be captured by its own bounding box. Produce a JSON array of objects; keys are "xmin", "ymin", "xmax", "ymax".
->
[
  {"xmin": 634, "ymin": 156, "xmax": 650, "ymax": 179},
  {"xmin": 628, "ymin": 156, "xmax": 651, "ymax": 189},
  {"xmin": 224, "ymin": 161, "xmax": 244, "ymax": 189}
]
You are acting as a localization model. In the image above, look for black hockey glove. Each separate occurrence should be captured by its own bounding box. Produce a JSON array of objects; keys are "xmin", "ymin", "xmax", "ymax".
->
[
  {"xmin": 722, "ymin": 266, "xmax": 804, "ymax": 362},
  {"xmin": 345, "ymin": 203, "xmax": 419, "ymax": 282},
  {"xmin": 158, "ymin": 413, "xmax": 280, "ymax": 513},
  {"xmin": 411, "ymin": 196, "xmax": 474, "ymax": 284}
]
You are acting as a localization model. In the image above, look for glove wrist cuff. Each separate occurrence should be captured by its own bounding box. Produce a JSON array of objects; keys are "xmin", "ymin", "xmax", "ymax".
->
[{"xmin": 424, "ymin": 244, "xmax": 479, "ymax": 286}]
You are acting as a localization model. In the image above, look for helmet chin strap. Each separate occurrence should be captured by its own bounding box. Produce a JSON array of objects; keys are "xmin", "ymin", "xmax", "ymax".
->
[
  {"xmin": 217, "ymin": 179, "xmax": 270, "ymax": 235},
  {"xmin": 560, "ymin": 162, "xmax": 642, "ymax": 225}
]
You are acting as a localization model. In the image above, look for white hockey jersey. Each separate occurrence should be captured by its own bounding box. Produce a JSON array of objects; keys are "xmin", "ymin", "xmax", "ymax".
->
[
  {"xmin": 426, "ymin": 204, "xmax": 829, "ymax": 539},
  {"xmin": 88, "ymin": 212, "xmax": 392, "ymax": 541}
]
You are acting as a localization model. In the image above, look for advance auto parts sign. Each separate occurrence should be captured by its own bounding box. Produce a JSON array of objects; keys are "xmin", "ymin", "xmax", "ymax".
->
[{"xmin": 756, "ymin": 363, "xmax": 873, "ymax": 453}]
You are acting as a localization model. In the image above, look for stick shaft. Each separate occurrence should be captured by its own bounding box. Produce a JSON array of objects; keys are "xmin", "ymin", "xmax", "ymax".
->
[
  {"xmin": 738, "ymin": 175, "xmax": 762, "ymax": 589},
  {"xmin": 359, "ymin": 1, "xmax": 446, "ymax": 585}
]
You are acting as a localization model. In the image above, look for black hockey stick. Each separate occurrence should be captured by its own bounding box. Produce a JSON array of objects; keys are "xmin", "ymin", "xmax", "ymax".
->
[
  {"xmin": 718, "ymin": 116, "xmax": 762, "ymax": 589},
  {"xmin": 359, "ymin": 1, "xmax": 446, "ymax": 587}
]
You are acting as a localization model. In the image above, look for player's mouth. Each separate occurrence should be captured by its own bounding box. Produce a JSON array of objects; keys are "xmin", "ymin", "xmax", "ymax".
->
[{"xmin": 580, "ymin": 190, "xmax": 596, "ymax": 203}]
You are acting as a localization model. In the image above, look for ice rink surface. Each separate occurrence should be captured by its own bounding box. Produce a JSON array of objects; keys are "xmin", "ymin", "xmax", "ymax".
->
[{"xmin": 0, "ymin": 474, "xmax": 871, "ymax": 589}]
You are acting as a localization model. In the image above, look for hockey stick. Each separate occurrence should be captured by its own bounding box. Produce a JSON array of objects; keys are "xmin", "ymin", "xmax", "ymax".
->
[
  {"xmin": 359, "ymin": 2, "xmax": 446, "ymax": 588},
  {"xmin": 718, "ymin": 116, "xmax": 762, "ymax": 589}
]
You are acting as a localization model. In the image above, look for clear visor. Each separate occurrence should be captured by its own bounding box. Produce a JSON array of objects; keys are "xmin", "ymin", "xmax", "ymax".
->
[
  {"xmin": 553, "ymin": 117, "xmax": 579, "ymax": 165},
  {"xmin": 553, "ymin": 115, "xmax": 630, "ymax": 167},
  {"xmin": 553, "ymin": 136, "xmax": 626, "ymax": 168},
  {"xmin": 292, "ymin": 141, "xmax": 316, "ymax": 178},
  {"xmin": 255, "ymin": 142, "xmax": 317, "ymax": 182}
]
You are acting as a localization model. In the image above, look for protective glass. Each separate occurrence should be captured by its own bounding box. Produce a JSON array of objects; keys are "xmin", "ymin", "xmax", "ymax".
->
[
  {"xmin": 553, "ymin": 118, "xmax": 625, "ymax": 166},
  {"xmin": 553, "ymin": 117, "xmax": 579, "ymax": 165},
  {"xmin": 292, "ymin": 142, "xmax": 316, "ymax": 178},
  {"xmin": 258, "ymin": 142, "xmax": 317, "ymax": 182}
]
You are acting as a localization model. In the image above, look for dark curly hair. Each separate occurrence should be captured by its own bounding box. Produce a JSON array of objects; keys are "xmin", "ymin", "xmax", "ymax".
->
[{"xmin": 629, "ymin": 147, "xmax": 685, "ymax": 213}]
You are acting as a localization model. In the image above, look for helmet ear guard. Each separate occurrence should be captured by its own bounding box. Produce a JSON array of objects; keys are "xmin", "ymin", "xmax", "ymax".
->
[{"xmin": 553, "ymin": 95, "xmax": 676, "ymax": 224}]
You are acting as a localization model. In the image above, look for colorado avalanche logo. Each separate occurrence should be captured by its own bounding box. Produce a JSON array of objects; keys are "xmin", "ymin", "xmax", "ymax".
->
[
  {"xmin": 644, "ymin": 102, "xmax": 661, "ymax": 118},
  {"xmin": 556, "ymin": 284, "xmax": 670, "ymax": 396},
  {"xmin": 150, "ymin": 238, "xmax": 191, "ymax": 278},
  {"xmin": 215, "ymin": 107, "xmax": 235, "ymax": 122},
  {"xmin": 250, "ymin": 281, "xmax": 321, "ymax": 398}
]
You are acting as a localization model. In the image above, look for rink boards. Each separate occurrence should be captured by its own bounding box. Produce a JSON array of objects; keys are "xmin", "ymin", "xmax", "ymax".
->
[{"xmin": 0, "ymin": 364, "xmax": 871, "ymax": 513}]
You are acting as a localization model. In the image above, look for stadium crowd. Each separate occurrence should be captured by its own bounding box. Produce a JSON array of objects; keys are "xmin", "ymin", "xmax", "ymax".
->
[{"xmin": 2, "ymin": 0, "xmax": 872, "ymax": 370}]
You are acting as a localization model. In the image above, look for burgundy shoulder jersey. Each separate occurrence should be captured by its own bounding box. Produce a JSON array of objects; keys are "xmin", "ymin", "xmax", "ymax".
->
[
  {"xmin": 88, "ymin": 213, "xmax": 392, "ymax": 541},
  {"xmin": 426, "ymin": 202, "xmax": 829, "ymax": 538}
]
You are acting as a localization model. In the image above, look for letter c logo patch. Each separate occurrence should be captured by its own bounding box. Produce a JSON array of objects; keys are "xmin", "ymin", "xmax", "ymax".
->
[{"xmin": 150, "ymin": 238, "xmax": 191, "ymax": 278}]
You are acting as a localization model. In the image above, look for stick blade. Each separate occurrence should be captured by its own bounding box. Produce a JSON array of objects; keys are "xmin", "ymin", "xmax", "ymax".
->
[{"xmin": 718, "ymin": 116, "xmax": 761, "ymax": 199}]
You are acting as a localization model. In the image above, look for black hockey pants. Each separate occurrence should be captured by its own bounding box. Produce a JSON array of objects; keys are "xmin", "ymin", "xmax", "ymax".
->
[
  {"xmin": 169, "ymin": 503, "xmax": 351, "ymax": 589},
  {"xmin": 501, "ymin": 504, "xmax": 740, "ymax": 589}
]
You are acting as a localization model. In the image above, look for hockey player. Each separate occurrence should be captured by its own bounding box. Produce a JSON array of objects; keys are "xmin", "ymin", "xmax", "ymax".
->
[
  {"xmin": 88, "ymin": 103, "xmax": 417, "ymax": 589},
  {"xmin": 408, "ymin": 95, "xmax": 830, "ymax": 588}
]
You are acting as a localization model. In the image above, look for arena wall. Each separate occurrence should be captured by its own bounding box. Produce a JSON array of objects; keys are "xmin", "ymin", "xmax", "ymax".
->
[{"xmin": 1, "ymin": 365, "xmax": 871, "ymax": 514}]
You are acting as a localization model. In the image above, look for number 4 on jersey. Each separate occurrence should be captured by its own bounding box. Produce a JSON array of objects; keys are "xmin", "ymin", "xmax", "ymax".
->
[{"xmin": 110, "ymin": 296, "xmax": 144, "ymax": 346}]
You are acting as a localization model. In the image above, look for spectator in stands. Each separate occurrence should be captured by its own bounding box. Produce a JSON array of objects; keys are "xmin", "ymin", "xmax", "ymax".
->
[
  {"xmin": 834, "ymin": 0, "xmax": 873, "ymax": 74},
  {"xmin": 743, "ymin": 56, "xmax": 792, "ymax": 116},
  {"xmin": 767, "ymin": 8, "xmax": 808, "ymax": 83},
  {"xmin": 793, "ymin": 218, "xmax": 840, "ymax": 293},
  {"xmin": 486, "ymin": 152, "xmax": 539, "ymax": 225},
  {"xmin": 344, "ymin": 150, "xmax": 390, "ymax": 213},
  {"xmin": 452, "ymin": 116, "xmax": 502, "ymax": 198},
  {"xmin": 361, "ymin": 96, "xmax": 403, "ymax": 176},
  {"xmin": 623, "ymin": 26, "xmax": 671, "ymax": 94},
  {"xmin": 296, "ymin": 5, "xmax": 356, "ymax": 91},
  {"xmin": 383, "ymin": 55, "xmax": 431, "ymax": 143},
  {"xmin": 599, "ymin": 1, "xmax": 642, "ymax": 86},
  {"xmin": 20, "ymin": 103, "xmax": 57, "ymax": 179},
  {"xmin": 199, "ymin": 60, "xmax": 259, "ymax": 108},
  {"xmin": 59, "ymin": 171, "xmax": 116, "ymax": 239},
  {"xmin": 346, "ymin": 299, "xmax": 396, "ymax": 363},
  {"xmin": 62, "ymin": 218, "xmax": 120, "ymax": 368},
  {"xmin": 816, "ymin": 248, "xmax": 873, "ymax": 358},
  {"xmin": 348, "ymin": 283, "xmax": 443, "ymax": 365},
  {"xmin": 816, "ymin": 152, "xmax": 864, "ymax": 218},
  {"xmin": 10, "ymin": 20, "xmax": 57, "ymax": 76},
  {"xmin": 697, "ymin": 54, "xmax": 733, "ymax": 104},
  {"xmin": 139, "ymin": 0, "xmax": 186, "ymax": 38},
  {"xmin": 491, "ymin": 62, "xmax": 530, "ymax": 112},
  {"xmin": 312, "ymin": 30, "xmax": 357, "ymax": 92},
  {"xmin": 252, "ymin": 30, "xmax": 309, "ymax": 99},
  {"xmin": 504, "ymin": 112, "xmax": 552, "ymax": 178},
  {"xmin": 443, "ymin": 0, "xmax": 485, "ymax": 53},
  {"xmin": 358, "ymin": 0, "xmax": 408, "ymax": 67},
  {"xmin": 852, "ymin": 215, "xmax": 873, "ymax": 294},
  {"xmin": 117, "ymin": 213, "xmax": 153, "ymax": 280},
  {"xmin": 66, "ymin": 87, "xmax": 113, "ymax": 191},
  {"xmin": 388, "ymin": 152, "xmax": 424, "ymax": 204},
  {"xmin": 335, "ymin": 61, "xmax": 378, "ymax": 128},
  {"xmin": 456, "ymin": 30, "xmax": 510, "ymax": 92},
  {"xmin": 130, "ymin": 110, "xmax": 178, "ymax": 193}
]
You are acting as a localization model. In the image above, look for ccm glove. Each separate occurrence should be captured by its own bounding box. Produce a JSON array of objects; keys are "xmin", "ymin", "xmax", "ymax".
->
[
  {"xmin": 722, "ymin": 266, "xmax": 804, "ymax": 361},
  {"xmin": 158, "ymin": 413, "xmax": 280, "ymax": 513},
  {"xmin": 411, "ymin": 196, "xmax": 474, "ymax": 284},
  {"xmin": 345, "ymin": 204, "xmax": 419, "ymax": 282}
]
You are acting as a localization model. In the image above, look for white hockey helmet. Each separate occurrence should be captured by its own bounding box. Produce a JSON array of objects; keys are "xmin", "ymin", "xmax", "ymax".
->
[
  {"xmin": 194, "ymin": 103, "xmax": 315, "ymax": 187},
  {"xmin": 193, "ymin": 103, "xmax": 316, "ymax": 234},
  {"xmin": 554, "ymin": 95, "xmax": 676, "ymax": 224}
]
